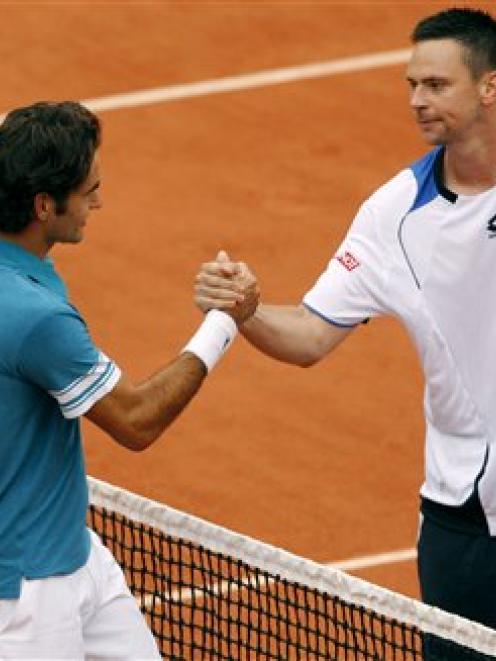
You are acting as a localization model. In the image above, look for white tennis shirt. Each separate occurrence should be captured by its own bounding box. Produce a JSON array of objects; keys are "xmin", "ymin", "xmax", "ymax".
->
[{"xmin": 304, "ymin": 146, "xmax": 496, "ymax": 534}]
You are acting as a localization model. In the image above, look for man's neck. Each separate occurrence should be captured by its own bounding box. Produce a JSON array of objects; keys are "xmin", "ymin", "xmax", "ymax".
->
[
  {"xmin": 0, "ymin": 229, "xmax": 50, "ymax": 259},
  {"xmin": 444, "ymin": 134, "xmax": 496, "ymax": 195}
]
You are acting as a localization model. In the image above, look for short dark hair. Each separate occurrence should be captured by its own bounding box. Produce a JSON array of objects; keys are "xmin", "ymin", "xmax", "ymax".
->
[
  {"xmin": 412, "ymin": 8, "xmax": 496, "ymax": 79},
  {"xmin": 0, "ymin": 101, "xmax": 101, "ymax": 233}
]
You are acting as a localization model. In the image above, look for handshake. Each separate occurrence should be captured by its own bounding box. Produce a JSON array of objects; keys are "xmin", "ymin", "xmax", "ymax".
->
[{"xmin": 194, "ymin": 250, "xmax": 260, "ymax": 325}]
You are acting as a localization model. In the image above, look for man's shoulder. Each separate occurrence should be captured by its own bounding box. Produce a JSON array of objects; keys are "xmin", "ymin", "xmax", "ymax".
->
[
  {"xmin": 365, "ymin": 148, "xmax": 440, "ymax": 214},
  {"xmin": 1, "ymin": 266, "xmax": 67, "ymax": 307},
  {"xmin": 0, "ymin": 267, "xmax": 76, "ymax": 342},
  {"xmin": 408, "ymin": 146, "xmax": 442, "ymax": 179},
  {"xmin": 365, "ymin": 166, "xmax": 417, "ymax": 214}
]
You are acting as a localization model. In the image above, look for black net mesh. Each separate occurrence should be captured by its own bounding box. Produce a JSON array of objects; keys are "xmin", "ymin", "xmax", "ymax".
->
[{"xmin": 87, "ymin": 504, "xmax": 496, "ymax": 660}]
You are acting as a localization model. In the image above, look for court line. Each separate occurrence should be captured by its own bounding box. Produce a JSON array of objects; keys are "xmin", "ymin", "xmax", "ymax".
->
[
  {"xmin": 0, "ymin": 48, "xmax": 411, "ymax": 122},
  {"xmin": 0, "ymin": 46, "xmax": 400, "ymax": 127},
  {"xmin": 139, "ymin": 546, "xmax": 417, "ymax": 607},
  {"xmin": 80, "ymin": 48, "xmax": 410, "ymax": 114},
  {"xmin": 328, "ymin": 546, "xmax": 416, "ymax": 571}
]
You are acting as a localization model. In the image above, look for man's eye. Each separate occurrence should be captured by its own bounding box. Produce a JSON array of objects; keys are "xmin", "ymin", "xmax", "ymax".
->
[{"xmin": 428, "ymin": 81, "xmax": 445, "ymax": 92}]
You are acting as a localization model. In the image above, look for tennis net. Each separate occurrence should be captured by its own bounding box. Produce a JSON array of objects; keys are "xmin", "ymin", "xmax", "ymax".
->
[{"xmin": 87, "ymin": 476, "xmax": 496, "ymax": 660}]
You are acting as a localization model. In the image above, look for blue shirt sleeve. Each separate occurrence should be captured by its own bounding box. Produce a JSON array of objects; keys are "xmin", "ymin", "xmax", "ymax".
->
[{"xmin": 18, "ymin": 309, "xmax": 121, "ymax": 418}]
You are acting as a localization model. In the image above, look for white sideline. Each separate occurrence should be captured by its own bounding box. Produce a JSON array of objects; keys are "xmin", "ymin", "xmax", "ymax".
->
[
  {"xmin": 82, "ymin": 48, "xmax": 411, "ymax": 113},
  {"xmin": 80, "ymin": 48, "xmax": 411, "ymax": 114},
  {"xmin": 141, "ymin": 547, "xmax": 418, "ymax": 608},
  {"xmin": 329, "ymin": 546, "xmax": 417, "ymax": 571},
  {"xmin": 0, "ymin": 47, "xmax": 411, "ymax": 122}
]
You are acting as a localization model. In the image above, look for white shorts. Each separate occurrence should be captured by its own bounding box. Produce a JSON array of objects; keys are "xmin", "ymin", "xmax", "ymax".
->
[{"xmin": 0, "ymin": 530, "xmax": 161, "ymax": 660}]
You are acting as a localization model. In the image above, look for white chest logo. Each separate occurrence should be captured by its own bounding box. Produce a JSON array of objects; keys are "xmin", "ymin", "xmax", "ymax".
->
[{"xmin": 487, "ymin": 214, "xmax": 496, "ymax": 238}]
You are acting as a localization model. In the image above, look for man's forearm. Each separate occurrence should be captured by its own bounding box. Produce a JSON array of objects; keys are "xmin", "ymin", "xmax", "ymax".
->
[
  {"xmin": 240, "ymin": 304, "xmax": 350, "ymax": 367},
  {"xmin": 132, "ymin": 352, "xmax": 207, "ymax": 444},
  {"xmin": 240, "ymin": 304, "xmax": 306, "ymax": 364},
  {"xmin": 86, "ymin": 311, "xmax": 239, "ymax": 451}
]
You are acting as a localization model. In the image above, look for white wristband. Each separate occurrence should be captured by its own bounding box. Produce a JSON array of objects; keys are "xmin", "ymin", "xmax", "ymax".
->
[{"xmin": 182, "ymin": 310, "xmax": 238, "ymax": 372}]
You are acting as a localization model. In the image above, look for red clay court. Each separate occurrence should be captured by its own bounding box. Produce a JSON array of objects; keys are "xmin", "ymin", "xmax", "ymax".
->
[{"xmin": 3, "ymin": 0, "xmax": 492, "ymax": 605}]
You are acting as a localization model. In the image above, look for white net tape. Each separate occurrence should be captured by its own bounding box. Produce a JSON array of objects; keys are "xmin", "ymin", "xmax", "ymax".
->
[{"xmin": 88, "ymin": 476, "xmax": 496, "ymax": 657}]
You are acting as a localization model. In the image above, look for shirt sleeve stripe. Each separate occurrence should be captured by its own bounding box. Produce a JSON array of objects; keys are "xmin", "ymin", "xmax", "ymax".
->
[
  {"xmin": 49, "ymin": 351, "xmax": 113, "ymax": 404},
  {"xmin": 61, "ymin": 364, "xmax": 121, "ymax": 419},
  {"xmin": 61, "ymin": 362, "xmax": 116, "ymax": 412},
  {"xmin": 49, "ymin": 352, "xmax": 121, "ymax": 419},
  {"xmin": 52, "ymin": 358, "xmax": 102, "ymax": 398},
  {"xmin": 302, "ymin": 301, "xmax": 362, "ymax": 328}
]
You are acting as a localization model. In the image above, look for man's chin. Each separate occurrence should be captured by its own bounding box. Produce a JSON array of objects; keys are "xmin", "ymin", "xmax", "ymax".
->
[
  {"xmin": 420, "ymin": 130, "xmax": 445, "ymax": 146},
  {"xmin": 424, "ymin": 136, "xmax": 444, "ymax": 146},
  {"xmin": 416, "ymin": 121, "xmax": 446, "ymax": 146},
  {"xmin": 62, "ymin": 233, "xmax": 85, "ymax": 245}
]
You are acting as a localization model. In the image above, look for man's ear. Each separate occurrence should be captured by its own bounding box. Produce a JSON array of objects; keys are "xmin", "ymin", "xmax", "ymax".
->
[
  {"xmin": 33, "ymin": 192, "xmax": 55, "ymax": 221},
  {"xmin": 480, "ymin": 70, "xmax": 496, "ymax": 106}
]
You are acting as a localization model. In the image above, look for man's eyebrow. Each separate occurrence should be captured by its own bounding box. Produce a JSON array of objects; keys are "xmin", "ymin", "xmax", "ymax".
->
[{"xmin": 406, "ymin": 75, "xmax": 450, "ymax": 83}]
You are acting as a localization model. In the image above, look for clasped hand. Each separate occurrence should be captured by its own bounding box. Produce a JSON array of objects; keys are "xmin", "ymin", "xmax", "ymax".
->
[{"xmin": 195, "ymin": 251, "xmax": 260, "ymax": 324}]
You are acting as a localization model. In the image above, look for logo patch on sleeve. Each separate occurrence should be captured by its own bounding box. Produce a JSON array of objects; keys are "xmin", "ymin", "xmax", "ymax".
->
[{"xmin": 336, "ymin": 251, "xmax": 360, "ymax": 271}]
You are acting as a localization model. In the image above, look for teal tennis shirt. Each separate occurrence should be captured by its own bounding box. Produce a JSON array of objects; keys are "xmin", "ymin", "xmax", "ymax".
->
[{"xmin": 0, "ymin": 240, "xmax": 121, "ymax": 598}]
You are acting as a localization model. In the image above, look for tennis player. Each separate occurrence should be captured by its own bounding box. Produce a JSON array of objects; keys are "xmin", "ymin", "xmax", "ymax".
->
[
  {"xmin": 0, "ymin": 101, "xmax": 258, "ymax": 658},
  {"xmin": 194, "ymin": 6, "xmax": 496, "ymax": 643}
]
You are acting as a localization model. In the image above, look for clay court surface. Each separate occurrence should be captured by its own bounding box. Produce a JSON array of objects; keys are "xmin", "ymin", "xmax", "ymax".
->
[{"xmin": 2, "ymin": 0, "xmax": 492, "ymax": 604}]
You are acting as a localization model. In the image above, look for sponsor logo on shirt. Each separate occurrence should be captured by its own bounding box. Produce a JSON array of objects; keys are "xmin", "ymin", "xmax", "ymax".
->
[
  {"xmin": 488, "ymin": 214, "xmax": 496, "ymax": 238},
  {"xmin": 336, "ymin": 251, "xmax": 360, "ymax": 271}
]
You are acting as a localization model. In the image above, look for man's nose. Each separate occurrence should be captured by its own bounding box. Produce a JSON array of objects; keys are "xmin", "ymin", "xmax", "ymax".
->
[{"xmin": 410, "ymin": 85, "xmax": 427, "ymax": 109}]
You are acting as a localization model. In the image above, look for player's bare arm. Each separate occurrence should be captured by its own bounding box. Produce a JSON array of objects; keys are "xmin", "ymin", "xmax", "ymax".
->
[
  {"xmin": 195, "ymin": 252, "xmax": 352, "ymax": 366},
  {"xmin": 86, "ymin": 270, "xmax": 260, "ymax": 452},
  {"xmin": 240, "ymin": 304, "xmax": 351, "ymax": 366},
  {"xmin": 85, "ymin": 353, "xmax": 207, "ymax": 452}
]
